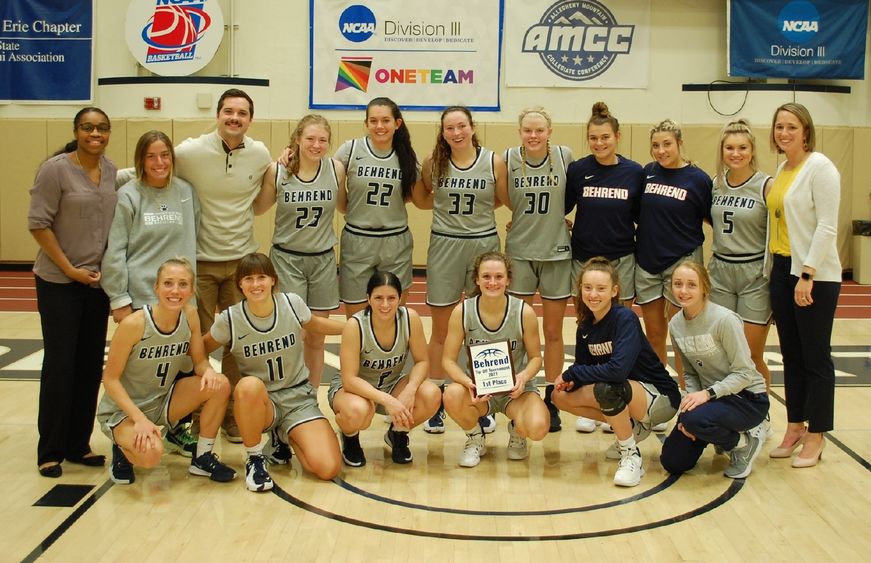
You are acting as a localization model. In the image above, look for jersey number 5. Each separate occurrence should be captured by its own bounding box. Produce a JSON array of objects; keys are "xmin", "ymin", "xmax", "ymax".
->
[{"xmin": 721, "ymin": 210, "xmax": 734, "ymax": 234}]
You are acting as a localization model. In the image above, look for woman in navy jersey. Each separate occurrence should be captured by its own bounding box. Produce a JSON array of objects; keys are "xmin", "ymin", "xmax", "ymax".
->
[
  {"xmin": 553, "ymin": 257, "xmax": 679, "ymax": 487},
  {"xmin": 635, "ymin": 119, "xmax": 713, "ymax": 387},
  {"xmin": 565, "ymin": 101, "xmax": 644, "ymax": 433}
]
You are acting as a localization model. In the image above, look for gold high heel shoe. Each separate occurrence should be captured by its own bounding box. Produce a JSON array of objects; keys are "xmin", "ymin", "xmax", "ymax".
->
[
  {"xmin": 792, "ymin": 438, "xmax": 825, "ymax": 468},
  {"xmin": 769, "ymin": 431, "xmax": 807, "ymax": 458}
]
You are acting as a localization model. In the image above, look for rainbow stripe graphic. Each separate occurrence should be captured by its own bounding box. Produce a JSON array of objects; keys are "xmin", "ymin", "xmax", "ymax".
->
[{"xmin": 336, "ymin": 57, "xmax": 373, "ymax": 92}]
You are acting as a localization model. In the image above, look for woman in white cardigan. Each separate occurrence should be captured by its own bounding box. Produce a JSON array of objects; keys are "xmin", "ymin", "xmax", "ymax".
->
[{"xmin": 766, "ymin": 102, "xmax": 840, "ymax": 468}]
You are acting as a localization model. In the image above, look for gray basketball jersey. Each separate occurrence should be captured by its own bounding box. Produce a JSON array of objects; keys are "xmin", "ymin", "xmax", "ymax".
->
[
  {"xmin": 226, "ymin": 293, "xmax": 311, "ymax": 392},
  {"xmin": 711, "ymin": 170, "xmax": 769, "ymax": 260},
  {"xmin": 432, "ymin": 148, "xmax": 497, "ymax": 236},
  {"xmin": 504, "ymin": 145, "xmax": 572, "ymax": 260},
  {"xmin": 459, "ymin": 295, "xmax": 528, "ymax": 374},
  {"xmin": 96, "ymin": 305, "xmax": 192, "ymax": 419},
  {"xmin": 342, "ymin": 137, "xmax": 408, "ymax": 234},
  {"xmin": 353, "ymin": 306, "xmax": 410, "ymax": 391},
  {"xmin": 272, "ymin": 159, "xmax": 338, "ymax": 253}
]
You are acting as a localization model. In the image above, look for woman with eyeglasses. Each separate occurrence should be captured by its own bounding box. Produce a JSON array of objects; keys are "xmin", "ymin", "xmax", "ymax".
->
[{"xmin": 28, "ymin": 107, "xmax": 118, "ymax": 478}]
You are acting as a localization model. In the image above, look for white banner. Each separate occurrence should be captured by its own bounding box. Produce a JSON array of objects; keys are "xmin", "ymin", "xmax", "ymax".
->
[
  {"xmin": 309, "ymin": 0, "xmax": 503, "ymax": 110},
  {"xmin": 505, "ymin": 0, "xmax": 650, "ymax": 88}
]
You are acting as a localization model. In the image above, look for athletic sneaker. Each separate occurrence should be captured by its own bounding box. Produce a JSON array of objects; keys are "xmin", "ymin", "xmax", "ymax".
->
[
  {"xmin": 600, "ymin": 422, "xmax": 614, "ymax": 433},
  {"xmin": 264, "ymin": 429, "xmax": 292, "ymax": 465},
  {"xmin": 189, "ymin": 451, "xmax": 236, "ymax": 482},
  {"xmin": 221, "ymin": 420, "xmax": 243, "ymax": 444},
  {"xmin": 110, "ymin": 444, "xmax": 135, "ymax": 485},
  {"xmin": 575, "ymin": 417, "xmax": 597, "ymax": 433},
  {"xmin": 164, "ymin": 422, "xmax": 197, "ymax": 458},
  {"xmin": 724, "ymin": 426, "xmax": 763, "ymax": 479},
  {"xmin": 506, "ymin": 421, "xmax": 528, "ymax": 460},
  {"xmin": 423, "ymin": 406, "xmax": 445, "ymax": 434},
  {"xmin": 544, "ymin": 386, "xmax": 561, "ymax": 432},
  {"xmin": 605, "ymin": 421, "xmax": 653, "ymax": 460},
  {"xmin": 341, "ymin": 433, "xmax": 366, "ymax": 467},
  {"xmin": 613, "ymin": 448, "xmax": 644, "ymax": 487},
  {"xmin": 458, "ymin": 431, "xmax": 486, "ymax": 468},
  {"xmin": 245, "ymin": 454, "xmax": 273, "ymax": 492},
  {"xmin": 762, "ymin": 415, "xmax": 774, "ymax": 441},
  {"xmin": 384, "ymin": 428, "xmax": 413, "ymax": 464},
  {"xmin": 479, "ymin": 414, "xmax": 497, "ymax": 434},
  {"xmin": 651, "ymin": 421, "xmax": 670, "ymax": 432}
]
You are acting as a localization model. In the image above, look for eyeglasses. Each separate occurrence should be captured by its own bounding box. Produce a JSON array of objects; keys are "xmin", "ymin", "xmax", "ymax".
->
[{"xmin": 77, "ymin": 123, "xmax": 111, "ymax": 133}]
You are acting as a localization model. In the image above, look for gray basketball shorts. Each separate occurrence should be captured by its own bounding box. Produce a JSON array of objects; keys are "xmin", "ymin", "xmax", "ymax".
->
[
  {"xmin": 426, "ymin": 231, "xmax": 500, "ymax": 307},
  {"xmin": 327, "ymin": 372, "xmax": 407, "ymax": 415},
  {"xmin": 339, "ymin": 227, "xmax": 413, "ymax": 305},
  {"xmin": 98, "ymin": 380, "xmax": 177, "ymax": 443},
  {"xmin": 635, "ymin": 247, "xmax": 703, "ymax": 306},
  {"xmin": 708, "ymin": 256, "xmax": 771, "ymax": 325},
  {"xmin": 270, "ymin": 246, "xmax": 339, "ymax": 311},
  {"xmin": 571, "ymin": 254, "xmax": 636, "ymax": 301},
  {"xmin": 268, "ymin": 381, "xmax": 326, "ymax": 438},
  {"xmin": 509, "ymin": 258, "xmax": 572, "ymax": 300}
]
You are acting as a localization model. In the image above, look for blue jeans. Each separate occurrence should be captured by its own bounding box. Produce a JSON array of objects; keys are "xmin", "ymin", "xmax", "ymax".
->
[{"xmin": 660, "ymin": 391, "xmax": 769, "ymax": 474}]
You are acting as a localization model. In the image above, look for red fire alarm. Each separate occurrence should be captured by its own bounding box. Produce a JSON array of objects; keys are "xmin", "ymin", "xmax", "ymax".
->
[{"xmin": 144, "ymin": 97, "xmax": 161, "ymax": 110}]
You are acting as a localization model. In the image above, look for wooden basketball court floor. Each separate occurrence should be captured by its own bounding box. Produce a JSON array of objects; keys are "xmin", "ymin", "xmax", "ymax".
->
[{"xmin": 1, "ymin": 272, "xmax": 870, "ymax": 562}]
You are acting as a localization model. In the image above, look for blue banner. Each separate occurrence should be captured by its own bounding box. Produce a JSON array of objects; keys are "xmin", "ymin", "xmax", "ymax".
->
[
  {"xmin": 728, "ymin": 0, "xmax": 868, "ymax": 79},
  {"xmin": 0, "ymin": 0, "xmax": 93, "ymax": 101}
]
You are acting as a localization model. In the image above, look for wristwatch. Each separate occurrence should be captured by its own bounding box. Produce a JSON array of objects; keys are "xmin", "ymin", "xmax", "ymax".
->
[
  {"xmin": 706, "ymin": 387, "xmax": 717, "ymax": 400},
  {"xmin": 800, "ymin": 271, "xmax": 813, "ymax": 281}
]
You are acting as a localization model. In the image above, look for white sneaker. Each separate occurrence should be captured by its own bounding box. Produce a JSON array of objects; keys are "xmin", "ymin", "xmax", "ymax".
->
[
  {"xmin": 651, "ymin": 421, "xmax": 669, "ymax": 432},
  {"xmin": 458, "ymin": 432, "xmax": 486, "ymax": 467},
  {"xmin": 604, "ymin": 421, "xmax": 652, "ymax": 460},
  {"xmin": 600, "ymin": 422, "xmax": 614, "ymax": 433},
  {"xmin": 479, "ymin": 414, "xmax": 497, "ymax": 434},
  {"xmin": 613, "ymin": 449, "xmax": 644, "ymax": 487},
  {"xmin": 506, "ymin": 421, "xmax": 528, "ymax": 460},
  {"xmin": 762, "ymin": 416, "xmax": 774, "ymax": 441},
  {"xmin": 575, "ymin": 417, "xmax": 597, "ymax": 433}
]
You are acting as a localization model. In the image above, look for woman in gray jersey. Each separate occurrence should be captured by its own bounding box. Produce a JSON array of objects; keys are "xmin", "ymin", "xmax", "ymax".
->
[
  {"xmin": 98, "ymin": 258, "xmax": 236, "ymax": 485},
  {"xmin": 710, "ymin": 120, "xmax": 772, "ymax": 390},
  {"xmin": 413, "ymin": 106, "xmax": 508, "ymax": 434},
  {"xmin": 102, "ymin": 131, "xmax": 199, "ymax": 324},
  {"xmin": 442, "ymin": 251, "xmax": 548, "ymax": 468},
  {"xmin": 256, "ymin": 115, "xmax": 346, "ymax": 389},
  {"xmin": 503, "ymin": 107, "xmax": 573, "ymax": 433},
  {"xmin": 203, "ymin": 253, "xmax": 345, "ymax": 492},
  {"xmin": 661, "ymin": 261, "xmax": 769, "ymax": 479},
  {"xmin": 335, "ymin": 98, "xmax": 419, "ymax": 318},
  {"xmin": 329, "ymin": 272, "xmax": 440, "ymax": 466}
]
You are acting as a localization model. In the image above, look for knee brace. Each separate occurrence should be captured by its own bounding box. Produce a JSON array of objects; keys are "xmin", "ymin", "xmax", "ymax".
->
[{"xmin": 594, "ymin": 381, "xmax": 633, "ymax": 417}]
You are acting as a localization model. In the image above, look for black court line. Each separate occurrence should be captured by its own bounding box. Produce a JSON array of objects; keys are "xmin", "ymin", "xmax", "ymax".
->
[
  {"xmin": 22, "ymin": 480, "xmax": 114, "ymax": 563},
  {"xmin": 768, "ymin": 389, "xmax": 871, "ymax": 473},
  {"xmin": 333, "ymin": 473, "xmax": 680, "ymax": 515},
  {"xmin": 271, "ymin": 478, "xmax": 744, "ymax": 541}
]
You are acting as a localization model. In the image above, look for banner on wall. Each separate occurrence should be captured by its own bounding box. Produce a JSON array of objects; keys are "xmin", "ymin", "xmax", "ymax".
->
[
  {"xmin": 125, "ymin": 0, "xmax": 224, "ymax": 76},
  {"xmin": 728, "ymin": 0, "xmax": 868, "ymax": 79},
  {"xmin": 310, "ymin": 0, "xmax": 503, "ymax": 111},
  {"xmin": 0, "ymin": 0, "xmax": 93, "ymax": 102},
  {"xmin": 504, "ymin": 0, "xmax": 651, "ymax": 88}
]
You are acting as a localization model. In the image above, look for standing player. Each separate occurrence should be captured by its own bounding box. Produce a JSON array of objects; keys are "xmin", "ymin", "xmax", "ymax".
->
[
  {"xmin": 256, "ymin": 115, "xmax": 345, "ymax": 388},
  {"xmin": 553, "ymin": 257, "xmax": 679, "ymax": 487},
  {"xmin": 565, "ymin": 101, "xmax": 645, "ymax": 434},
  {"xmin": 636, "ymin": 119, "xmax": 713, "ymax": 387},
  {"xmin": 709, "ymin": 120, "xmax": 772, "ymax": 389},
  {"xmin": 203, "ymin": 253, "xmax": 344, "ymax": 492},
  {"xmin": 335, "ymin": 98, "xmax": 419, "ymax": 317},
  {"xmin": 329, "ymin": 272, "xmax": 440, "ymax": 466},
  {"xmin": 503, "ymin": 107, "xmax": 573, "ymax": 433},
  {"xmin": 442, "ymin": 252, "xmax": 548, "ymax": 467},
  {"xmin": 413, "ymin": 106, "xmax": 507, "ymax": 434},
  {"xmin": 98, "ymin": 258, "xmax": 236, "ymax": 485}
]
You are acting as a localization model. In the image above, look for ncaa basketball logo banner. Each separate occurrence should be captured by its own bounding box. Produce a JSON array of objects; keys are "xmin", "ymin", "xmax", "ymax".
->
[
  {"xmin": 728, "ymin": 0, "xmax": 868, "ymax": 79},
  {"xmin": 124, "ymin": 0, "xmax": 224, "ymax": 76},
  {"xmin": 0, "ymin": 0, "xmax": 93, "ymax": 102},
  {"xmin": 310, "ymin": 0, "xmax": 503, "ymax": 110},
  {"xmin": 504, "ymin": 0, "xmax": 651, "ymax": 88}
]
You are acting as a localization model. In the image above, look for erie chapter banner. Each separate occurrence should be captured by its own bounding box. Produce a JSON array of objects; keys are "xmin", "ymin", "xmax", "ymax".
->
[
  {"xmin": 504, "ymin": 0, "xmax": 651, "ymax": 88},
  {"xmin": 0, "ymin": 0, "xmax": 93, "ymax": 102},
  {"xmin": 309, "ymin": 0, "xmax": 503, "ymax": 111},
  {"xmin": 728, "ymin": 0, "xmax": 868, "ymax": 79}
]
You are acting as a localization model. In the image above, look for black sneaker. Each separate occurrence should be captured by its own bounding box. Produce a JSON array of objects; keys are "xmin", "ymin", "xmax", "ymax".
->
[
  {"xmin": 544, "ymin": 384, "xmax": 562, "ymax": 432},
  {"xmin": 164, "ymin": 422, "xmax": 197, "ymax": 458},
  {"xmin": 110, "ymin": 444, "xmax": 135, "ymax": 485},
  {"xmin": 264, "ymin": 429, "xmax": 292, "ymax": 465},
  {"xmin": 189, "ymin": 451, "xmax": 236, "ymax": 482},
  {"xmin": 341, "ymin": 433, "xmax": 366, "ymax": 467},
  {"xmin": 384, "ymin": 428, "xmax": 413, "ymax": 464},
  {"xmin": 245, "ymin": 454, "xmax": 273, "ymax": 492}
]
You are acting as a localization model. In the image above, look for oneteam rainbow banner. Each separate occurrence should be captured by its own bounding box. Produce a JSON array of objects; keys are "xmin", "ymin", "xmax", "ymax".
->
[{"xmin": 310, "ymin": 0, "xmax": 503, "ymax": 110}]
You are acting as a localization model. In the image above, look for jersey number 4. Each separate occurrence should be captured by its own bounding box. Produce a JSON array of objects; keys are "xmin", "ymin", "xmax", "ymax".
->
[
  {"xmin": 155, "ymin": 362, "xmax": 171, "ymax": 387},
  {"xmin": 366, "ymin": 182, "xmax": 394, "ymax": 206}
]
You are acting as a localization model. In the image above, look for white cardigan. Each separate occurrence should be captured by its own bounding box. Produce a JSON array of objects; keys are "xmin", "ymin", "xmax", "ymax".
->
[{"xmin": 777, "ymin": 152, "xmax": 842, "ymax": 282}]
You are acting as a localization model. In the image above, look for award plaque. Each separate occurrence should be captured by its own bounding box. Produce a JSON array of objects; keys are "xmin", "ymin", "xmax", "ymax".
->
[{"xmin": 467, "ymin": 339, "xmax": 516, "ymax": 396}]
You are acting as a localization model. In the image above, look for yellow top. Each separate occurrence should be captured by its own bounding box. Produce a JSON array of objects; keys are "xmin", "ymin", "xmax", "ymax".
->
[{"xmin": 766, "ymin": 162, "xmax": 804, "ymax": 256}]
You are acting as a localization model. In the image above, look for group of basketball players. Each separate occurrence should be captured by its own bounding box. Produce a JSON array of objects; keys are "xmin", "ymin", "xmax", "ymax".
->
[{"xmin": 31, "ymin": 90, "xmax": 839, "ymax": 492}]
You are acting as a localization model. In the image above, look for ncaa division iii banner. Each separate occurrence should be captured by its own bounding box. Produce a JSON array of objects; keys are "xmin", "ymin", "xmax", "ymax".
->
[
  {"xmin": 310, "ymin": 0, "xmax": 503, "ymax": 110},
  {"xmin": 729, "ymin": 0, "xmax": 868, "ymax": 79}
]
